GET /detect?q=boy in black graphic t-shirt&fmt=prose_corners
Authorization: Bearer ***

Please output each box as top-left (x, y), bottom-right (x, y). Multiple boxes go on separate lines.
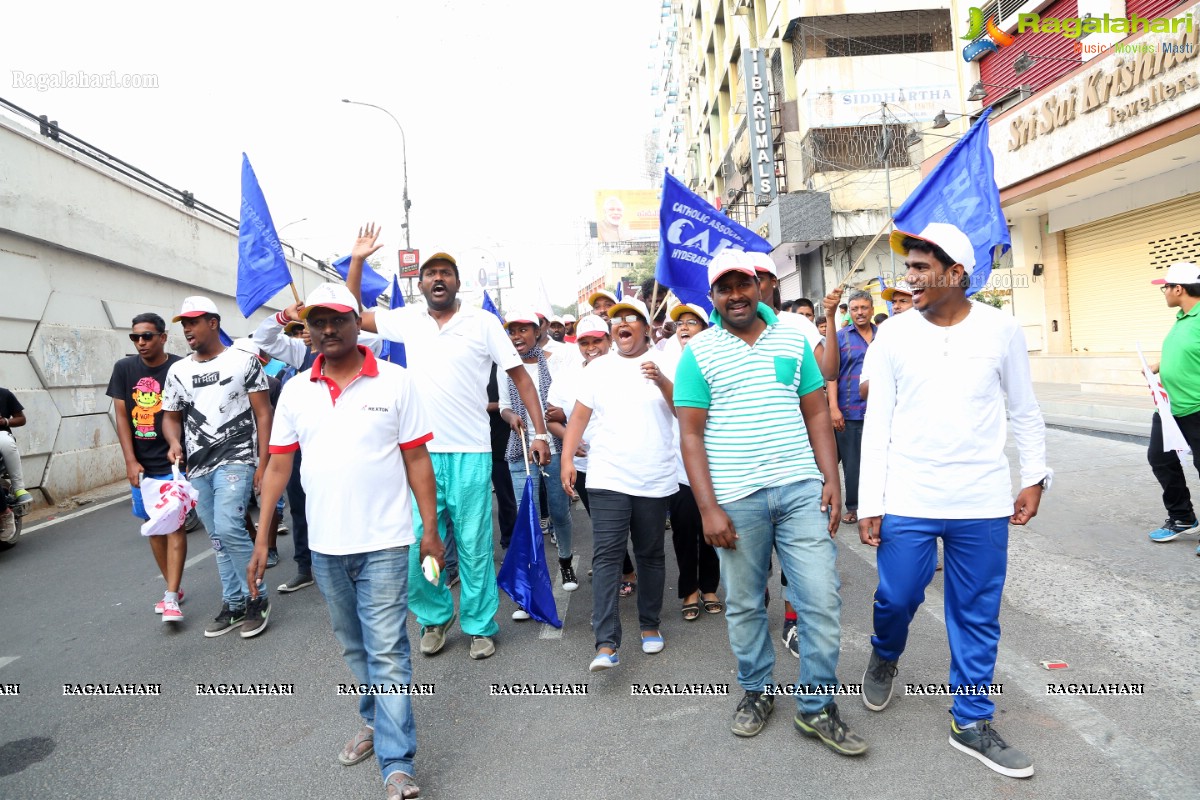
top-left (107, 312), bottom-right (186, 622)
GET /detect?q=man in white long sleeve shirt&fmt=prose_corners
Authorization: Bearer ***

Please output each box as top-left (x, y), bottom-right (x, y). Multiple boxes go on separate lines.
top-left (856, 223), bottom-right (1051, 780)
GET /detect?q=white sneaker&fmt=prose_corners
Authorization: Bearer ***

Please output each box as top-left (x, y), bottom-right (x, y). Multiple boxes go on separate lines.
top-left (512, 607), bottom-right (531, 621)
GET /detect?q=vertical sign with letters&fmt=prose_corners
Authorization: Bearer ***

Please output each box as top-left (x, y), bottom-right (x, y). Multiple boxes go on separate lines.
top-left (743, 48), bottom-right (777, 205)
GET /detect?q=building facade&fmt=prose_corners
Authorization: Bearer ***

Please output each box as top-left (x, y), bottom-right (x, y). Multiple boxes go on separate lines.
top-left (656, 0), bottom-right (970, 304)
top-left (938, 0), bottom-right (1200, 391)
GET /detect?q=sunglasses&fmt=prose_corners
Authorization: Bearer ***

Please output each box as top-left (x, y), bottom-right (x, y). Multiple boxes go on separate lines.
top-left (129, 332), bottom-right (162, 343)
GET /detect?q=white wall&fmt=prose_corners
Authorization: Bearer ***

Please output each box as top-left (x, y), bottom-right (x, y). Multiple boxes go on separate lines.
top-left (0, 114), bottom-right (330, 503)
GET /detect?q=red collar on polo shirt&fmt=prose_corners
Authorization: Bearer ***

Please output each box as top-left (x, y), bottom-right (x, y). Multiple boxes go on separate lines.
top-left (310, 346), bottom-right (379, 403)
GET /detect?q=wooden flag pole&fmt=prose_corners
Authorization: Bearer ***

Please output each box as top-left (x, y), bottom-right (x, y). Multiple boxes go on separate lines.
top-left (838, 218), bottom-right (895, 291)
top-left (288, 281), bottom-right (301, 305)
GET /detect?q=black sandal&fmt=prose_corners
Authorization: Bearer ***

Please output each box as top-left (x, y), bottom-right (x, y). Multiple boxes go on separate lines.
top-left (682, 602), bottom-right (701, 621)
top-left (702, 597), bottom-right (724, 614)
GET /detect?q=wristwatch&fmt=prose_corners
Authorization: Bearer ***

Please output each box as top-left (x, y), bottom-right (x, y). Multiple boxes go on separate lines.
top-left (1037, 474), bottom-right (1052, 492)
top-left (531, 433), bottom-right (552, 443)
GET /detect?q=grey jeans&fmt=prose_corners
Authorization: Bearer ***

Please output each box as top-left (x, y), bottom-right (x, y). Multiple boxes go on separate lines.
top-left (587, 488), bottom-right (669, 651)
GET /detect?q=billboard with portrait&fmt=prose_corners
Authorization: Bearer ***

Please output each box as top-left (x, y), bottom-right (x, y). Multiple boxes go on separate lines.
top-left (594, 190), bottom-right (659, 243)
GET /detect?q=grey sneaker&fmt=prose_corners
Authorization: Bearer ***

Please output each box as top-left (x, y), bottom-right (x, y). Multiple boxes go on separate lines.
top-left (277, 573), bottom-right (314, 593)
top-left (862, 650), bottom-right (898, 711)
top-left (794, 702), bottom-right (868, 756)
top-left (419, 612), bottom-right (456, 656)
top-left (204, 604), bottom-right (245, 638)
top-left (240, 595), bottom-right (271, 638)
top-left (731, 690), bottom-right (775, 737)
top-left (469, 635), bottom-right (496, 660)
top-left (949, 720), bottom-right (1033, 778)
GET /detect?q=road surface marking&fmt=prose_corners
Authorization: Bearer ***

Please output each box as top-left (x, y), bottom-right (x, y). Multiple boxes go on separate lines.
top-left (0, 656), bottom-right (19, 671)
top-left (22, 495), bottom-right (126, 534)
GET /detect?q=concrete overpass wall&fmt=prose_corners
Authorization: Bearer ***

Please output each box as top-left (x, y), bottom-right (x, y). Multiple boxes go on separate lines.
top-left (0, 113), bottom-right (331, 503)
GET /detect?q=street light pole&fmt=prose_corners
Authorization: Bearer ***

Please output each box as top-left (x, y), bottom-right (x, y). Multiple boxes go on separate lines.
top-left (341, 99), bottom-right (411, 250)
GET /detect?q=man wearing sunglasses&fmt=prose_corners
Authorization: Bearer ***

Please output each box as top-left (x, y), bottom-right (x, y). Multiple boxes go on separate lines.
top-left (106, 313), bottom-right (187, 622)
top-left (1148, 262), bottom-right (1200, 547)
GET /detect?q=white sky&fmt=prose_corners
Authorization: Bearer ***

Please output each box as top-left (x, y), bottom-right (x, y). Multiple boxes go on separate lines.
top-left (3, 0), bottom-right (662, 308)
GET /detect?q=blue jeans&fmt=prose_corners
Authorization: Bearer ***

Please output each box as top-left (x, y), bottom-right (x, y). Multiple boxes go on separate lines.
top-left (719, 479), bottom-right (841, 715)
top-left (508, 452), bottom-right (573, 560)
top-left (313, 547), bottom-right (417, 783)
top-left (871, 514), bottom-right (1009, 726)
top-left (192, 463), bottom-right (260, 610)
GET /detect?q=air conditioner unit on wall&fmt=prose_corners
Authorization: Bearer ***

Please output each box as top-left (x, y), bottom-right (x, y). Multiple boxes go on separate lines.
top-left (997, 0), bottom-right (1057, 33)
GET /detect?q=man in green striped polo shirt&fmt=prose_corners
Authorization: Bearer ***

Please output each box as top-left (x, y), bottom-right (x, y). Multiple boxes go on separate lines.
top-left (675, 250), bottom-right (867, 757)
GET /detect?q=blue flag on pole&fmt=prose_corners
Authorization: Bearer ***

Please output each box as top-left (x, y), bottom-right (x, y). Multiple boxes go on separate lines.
top-left (615, 281), bottom-right (623, 301)
top-left (218, 327), bottom-right (234, 347)
top-left (380, 274), bottom-right (407, 367)
top-left (893, 108), bottom-right (1008, 296)
top-left (497, 474), bottom-right (562, 628)
top-left (655, 170), bottom-right (773, 312)
top-left (332, 255), bottom-right (389, 308)
top-left (482, 291), bottom-right (504, 323)
top-left (236, 154), bottom-right (293, 317)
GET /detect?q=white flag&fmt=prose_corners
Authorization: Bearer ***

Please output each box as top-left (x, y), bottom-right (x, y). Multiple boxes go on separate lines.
top-left (1137, 343), bottom-right (1191, 460)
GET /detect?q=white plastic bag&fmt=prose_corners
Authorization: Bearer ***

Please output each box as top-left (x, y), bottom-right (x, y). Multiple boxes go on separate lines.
top-left (139, 464), bottom-right (199, 537)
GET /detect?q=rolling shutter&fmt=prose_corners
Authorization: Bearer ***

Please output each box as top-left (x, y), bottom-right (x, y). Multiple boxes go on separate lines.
top-left (1064, 193), bottom-right (1200, 353)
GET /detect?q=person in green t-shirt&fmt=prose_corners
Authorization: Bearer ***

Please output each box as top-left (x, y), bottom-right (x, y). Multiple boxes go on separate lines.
top-left (1147, 261), bottom-right (1200, 546)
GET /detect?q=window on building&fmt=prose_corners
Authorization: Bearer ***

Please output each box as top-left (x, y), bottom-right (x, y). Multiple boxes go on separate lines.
top-left (789, 10), bottom-right (953, 63)
top-left (800, 124), bottom-right (912, 182)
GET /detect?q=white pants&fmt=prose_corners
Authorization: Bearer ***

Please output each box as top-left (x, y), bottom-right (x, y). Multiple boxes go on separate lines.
top-left (0, 431), bottom-right (25, 492)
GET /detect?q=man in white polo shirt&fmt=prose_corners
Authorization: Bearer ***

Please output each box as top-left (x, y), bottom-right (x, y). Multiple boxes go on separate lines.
top-left (856, 222), bottom-right (1050, 780)
top-left (248, 283), bottom-right (440, 800)
top-left (675, 250), bottom-right (867, 756)
top-left (345, 224), bottom-right (550, 661)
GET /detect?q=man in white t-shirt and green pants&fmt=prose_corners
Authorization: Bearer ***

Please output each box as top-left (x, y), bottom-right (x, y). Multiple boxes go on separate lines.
top-left (346, 225), bottom-right (550, 661)
top-left (857, 223), bottom-right (1051, 779)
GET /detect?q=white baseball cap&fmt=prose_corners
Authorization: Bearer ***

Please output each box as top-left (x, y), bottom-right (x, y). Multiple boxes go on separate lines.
top-left (504, 309), bottom-right (540, 328)
top-left (607, 297), bottom-right (650, 322)
top-left (1151, 262), bottom-right (1200, 285)
top-left (588, 289), bottom-right (619, 307)
top-left (300, 283), bottom-right (359, 319)
top-left (172, 296), bottom-right (219, 322)
top-left (562, 314), bottom-right (577, 324)
top-left (747, 251), bottom-right (777, 278)
top-left (573, 314), bottom-right (610, 339)
top-left (669, 302), bottom-right (709, 325)
top-left (881, 279), bottom-right (914, 300)
top-left (890, 222), bottom-right (976, 275)
top-left (550, 315), bottom-right (564, 325)
top-left (707, 250), bottom-right (757, 287)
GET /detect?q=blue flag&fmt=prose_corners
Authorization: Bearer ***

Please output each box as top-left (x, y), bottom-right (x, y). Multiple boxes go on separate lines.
top-left (655, 170), bottom-right (773, 312)
top-left (615, 281), bottom-right (623, 301)
top-left (236, 154), bottom-right (293, 317)
top-left (497, 474), bottom-right (562, 628)
top-left (332, 255), bottom-right (389, 308)
top-left (482, 291), bottom-right (504, 323)
top-left (380, 274), bottom-right (407, 367)
top-left (218, 327), bottom-right (234, 347)
top-left (893, 108), bottom-right (1008, 296)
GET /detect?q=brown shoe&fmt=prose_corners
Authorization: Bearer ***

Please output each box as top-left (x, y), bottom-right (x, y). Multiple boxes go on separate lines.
top-left (385, 770), bottom-right (420, 798)
top-left (338, 724), bottom-right (375, 766)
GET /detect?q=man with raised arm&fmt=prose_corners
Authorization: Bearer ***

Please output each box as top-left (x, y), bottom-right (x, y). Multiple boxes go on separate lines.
top-left (345, 224), bottom-right (550, 661)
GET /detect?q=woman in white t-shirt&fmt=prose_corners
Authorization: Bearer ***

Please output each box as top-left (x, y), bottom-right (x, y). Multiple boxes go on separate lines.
top-left (546, 316), bottom-right (640, 594)
top-left (561, 298), bottom-right (677, 672)
top-left (666, 303), bottom-right (723, 621)
top-left (499, 310), bottom-right (577, 597)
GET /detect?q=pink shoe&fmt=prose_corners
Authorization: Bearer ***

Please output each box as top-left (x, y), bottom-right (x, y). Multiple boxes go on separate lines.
top-left (154, 589), bottom-right (184, 614)
top-left (161, 600), bottom-right (183, 623)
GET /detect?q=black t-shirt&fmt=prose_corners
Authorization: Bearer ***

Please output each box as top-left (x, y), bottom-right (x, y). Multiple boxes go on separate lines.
top-left (487, 364), bottom-right (509, 456)
top-left (0, 387), bottom-right (23, 419)
top-left (106, 354), bottom-right (182, 476)
top-left (0, 388), bottom-right (23, 446)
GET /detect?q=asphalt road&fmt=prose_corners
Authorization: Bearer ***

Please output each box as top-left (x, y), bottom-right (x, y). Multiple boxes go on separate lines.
top-left (1, 428), bottom-right (1198, 799)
